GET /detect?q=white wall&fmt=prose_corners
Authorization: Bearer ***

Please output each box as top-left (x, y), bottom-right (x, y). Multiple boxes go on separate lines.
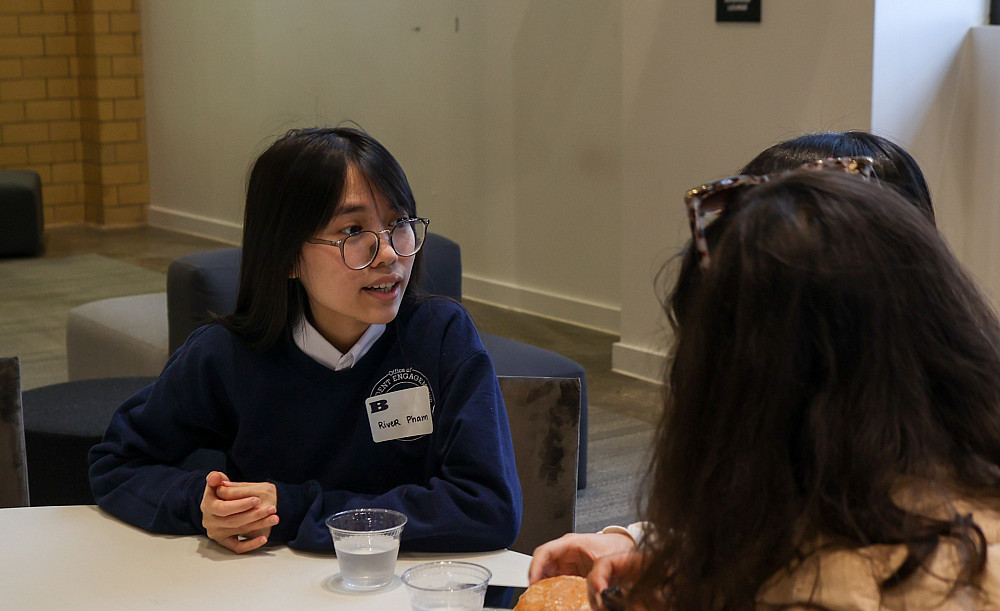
top-left (870, 0), bottom-right (987, 287)
top-left (142, 1), bottom-right (993, 383)
top-left (965, 26), bottom-right (1000, 306)
top-left (613, 0), bottom-right (875, 382)
top-left (141, 0), bottom-right (622, 331)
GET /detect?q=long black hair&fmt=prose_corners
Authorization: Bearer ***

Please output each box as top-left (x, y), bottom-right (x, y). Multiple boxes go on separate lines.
top-left (220, 126), bottom-right (421, 351)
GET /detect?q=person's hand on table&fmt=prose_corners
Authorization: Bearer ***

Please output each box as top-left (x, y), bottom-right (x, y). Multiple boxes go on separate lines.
top-left (586, 549), bottom-right (643, 611)
top-left (528, 532), bottom-right (636, 584)
top-left (200, 471), bottom-right (279, 554)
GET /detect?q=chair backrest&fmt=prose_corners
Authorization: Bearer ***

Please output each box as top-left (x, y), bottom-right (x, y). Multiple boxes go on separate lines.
top-left (0, 356), bottom-right (29, 508)
top-left (167, 247), bottom-right (241, 353)
top-left (416, 231), bottom-right (462, 300)
top-left (165, 233), bottom-right (463, 354)
top-left (499, 375), bottom-right (580, 555)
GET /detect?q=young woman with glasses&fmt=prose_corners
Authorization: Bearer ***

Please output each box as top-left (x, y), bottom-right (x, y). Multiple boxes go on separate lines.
top-left (90, 127), bottom-right (522, 555)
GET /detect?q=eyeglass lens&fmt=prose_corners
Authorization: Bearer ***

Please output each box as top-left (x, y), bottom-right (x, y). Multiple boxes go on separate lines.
top-left (343, 220), bottom-right (426, 269)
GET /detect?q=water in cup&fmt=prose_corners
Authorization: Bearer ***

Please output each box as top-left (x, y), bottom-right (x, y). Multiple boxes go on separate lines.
top-left (402, 561), bottom-right (492, 610)
top-left (409, 587), bottom-right (486, 611)
top-left (326, 508), bottom-right (407, 591)
top-left (333, 534), bottom-right (401, 589)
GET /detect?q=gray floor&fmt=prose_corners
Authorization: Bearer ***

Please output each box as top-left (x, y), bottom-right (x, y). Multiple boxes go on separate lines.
top-left (25, 224), bottom-right (665, 531)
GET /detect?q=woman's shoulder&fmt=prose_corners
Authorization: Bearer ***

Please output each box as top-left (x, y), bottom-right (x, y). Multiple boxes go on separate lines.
top-left (179, 322), bottom-right (242, 351)
top-left (757, 543), bottom-right (900, 609)
top-left (399, 296), bottom-right (475, 330)
top-left (758, 495), bottom-right (1000, 610)
top-left (165, 322), bottom-right (258, 371)
top-left (396, 297), bottom-right (488, 361)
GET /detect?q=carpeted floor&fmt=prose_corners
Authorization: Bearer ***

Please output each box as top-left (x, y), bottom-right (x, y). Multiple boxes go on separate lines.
top-left (0, 251), bottom-right (648, 531)
top-left (573, 407), bottom-right (652, 532)
top-left (0, 254), bottom-right (166, 391)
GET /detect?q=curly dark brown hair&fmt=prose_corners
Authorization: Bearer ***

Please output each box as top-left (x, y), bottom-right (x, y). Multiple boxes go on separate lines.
top-left (630, 170), bottom-right (1000, 609)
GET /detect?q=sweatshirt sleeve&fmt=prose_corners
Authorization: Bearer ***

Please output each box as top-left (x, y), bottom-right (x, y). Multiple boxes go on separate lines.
top-left (271, 347), bottom-right (523, 553)
top-left (88, 328), bottom-right (234, 536)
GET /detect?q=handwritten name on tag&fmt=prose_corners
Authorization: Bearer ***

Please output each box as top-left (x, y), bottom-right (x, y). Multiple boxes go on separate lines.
top-left (366, 385), bottom-right (433, 443)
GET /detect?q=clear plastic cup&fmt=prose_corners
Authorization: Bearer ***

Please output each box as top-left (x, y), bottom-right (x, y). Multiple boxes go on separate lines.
top-left (325, 508), bottom-right (407, 590)
top-left (401, 561), bottom-right (492, 610)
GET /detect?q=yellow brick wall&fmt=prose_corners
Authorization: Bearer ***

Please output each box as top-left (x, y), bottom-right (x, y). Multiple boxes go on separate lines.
top-left (0, 0), bottom-right (148, 227)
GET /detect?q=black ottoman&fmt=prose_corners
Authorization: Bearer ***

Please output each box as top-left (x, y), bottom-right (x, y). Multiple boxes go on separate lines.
top-left (0, 170), bottom-right (44, 257)
top-left (21, 376), bottom-right (156, 506)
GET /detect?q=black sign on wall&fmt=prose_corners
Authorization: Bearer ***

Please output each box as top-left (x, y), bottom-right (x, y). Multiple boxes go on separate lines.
top-left (717, 0), bottom-right (761, 23)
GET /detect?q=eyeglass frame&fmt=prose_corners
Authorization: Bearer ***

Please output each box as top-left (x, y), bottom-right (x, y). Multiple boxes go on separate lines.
top-left (684, 157), bottom-right (876, 270)
top-left (305, 217), bottom-right (430, 270)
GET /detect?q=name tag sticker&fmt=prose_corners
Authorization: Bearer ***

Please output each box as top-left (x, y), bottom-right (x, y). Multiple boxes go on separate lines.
top-left (367, 385), bottom-right (433, 443)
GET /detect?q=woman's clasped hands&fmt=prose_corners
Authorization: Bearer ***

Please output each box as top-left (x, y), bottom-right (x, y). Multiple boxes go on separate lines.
top-left (200, 471), bottom-right (279, 554)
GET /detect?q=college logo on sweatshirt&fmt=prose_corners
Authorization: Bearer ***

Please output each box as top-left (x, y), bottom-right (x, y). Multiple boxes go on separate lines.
top-left (366, 368), bottom-right (435, 442)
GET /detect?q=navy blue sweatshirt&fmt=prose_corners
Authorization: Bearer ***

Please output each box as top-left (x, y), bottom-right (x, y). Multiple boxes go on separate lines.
top-left (89, 298), bottom-right (522, 552)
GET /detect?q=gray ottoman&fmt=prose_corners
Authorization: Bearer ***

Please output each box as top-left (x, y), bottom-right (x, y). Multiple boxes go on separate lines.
top-left (0, 170), bottom-right (44, 257)
top-left (66, 292), bottom-right (169, 381)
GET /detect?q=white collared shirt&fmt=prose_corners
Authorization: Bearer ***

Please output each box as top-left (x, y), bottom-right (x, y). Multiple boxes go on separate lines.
top-left (292, 316), bottom-right (386, 371)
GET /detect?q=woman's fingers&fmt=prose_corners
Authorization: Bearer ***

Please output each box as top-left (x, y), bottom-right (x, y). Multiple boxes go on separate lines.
top-left (208, 495), bottom-right (262, 517)
top-left (528, 532), bottom-right (637, 584)
top-left (201, 472), bottom-right (280, 554)
top-left (586, 551), bottom-right (641, 611)
top-left (218, 534), bottom-right (269, 554)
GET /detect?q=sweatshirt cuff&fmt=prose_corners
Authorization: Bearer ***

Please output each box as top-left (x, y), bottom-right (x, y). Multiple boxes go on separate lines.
top-left (269, 480), bottom-right (313, 543)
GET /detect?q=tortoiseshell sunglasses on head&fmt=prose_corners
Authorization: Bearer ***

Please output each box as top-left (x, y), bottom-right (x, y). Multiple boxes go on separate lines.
top-left (683, 156), bottom-right (876, 269)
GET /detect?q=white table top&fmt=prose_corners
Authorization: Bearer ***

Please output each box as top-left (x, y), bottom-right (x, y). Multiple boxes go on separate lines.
top-left (0, 505), bottom-right (530, 609)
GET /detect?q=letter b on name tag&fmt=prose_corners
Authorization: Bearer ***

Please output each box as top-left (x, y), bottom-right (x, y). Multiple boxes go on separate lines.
top-left (367, 385), bottom-right (433, 442)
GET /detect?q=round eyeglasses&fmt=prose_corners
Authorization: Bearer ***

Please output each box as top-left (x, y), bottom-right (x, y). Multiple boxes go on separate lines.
top-left (306, 217), bottom-right (430, 270)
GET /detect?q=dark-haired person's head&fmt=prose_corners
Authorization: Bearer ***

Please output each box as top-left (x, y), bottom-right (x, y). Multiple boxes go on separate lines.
top-left (740, 130), bottom-right (934, 224)
top-left (632, 169), bottom-right (1000, 609)
top-left (227, 126), bottom-right (421, 351)
top-left (670, 131), bottom-right (934, 334)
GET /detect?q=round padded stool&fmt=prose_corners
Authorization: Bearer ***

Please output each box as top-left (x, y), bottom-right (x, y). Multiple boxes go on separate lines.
top-left (66, 293), bottom-right (169, 381)
top-left (21, 376), bottom-right (156, 506)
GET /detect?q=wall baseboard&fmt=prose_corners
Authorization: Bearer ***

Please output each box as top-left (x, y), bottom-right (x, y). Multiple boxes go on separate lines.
top-left (611, 341), bottom-right (666, 384)
top-left (462, 273), bottom-right (620, 334)
top-left (147, 207), bottom-right (242, 245)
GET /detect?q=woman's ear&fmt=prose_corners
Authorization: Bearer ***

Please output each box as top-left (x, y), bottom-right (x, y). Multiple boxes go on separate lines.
top-left (288, 262), bottom-right (298, 279)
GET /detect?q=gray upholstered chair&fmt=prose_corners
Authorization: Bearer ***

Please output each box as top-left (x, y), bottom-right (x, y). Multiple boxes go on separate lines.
top-left (501, 376), bottom-right (580, 555)
top-left (0, 356), bottom-right (29, 508)
top-left (167, 233), bottom-right (590, 487)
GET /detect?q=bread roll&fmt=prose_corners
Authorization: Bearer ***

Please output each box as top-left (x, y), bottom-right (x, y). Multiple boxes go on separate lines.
top-left (514, 575), bottom-right (589, 611)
